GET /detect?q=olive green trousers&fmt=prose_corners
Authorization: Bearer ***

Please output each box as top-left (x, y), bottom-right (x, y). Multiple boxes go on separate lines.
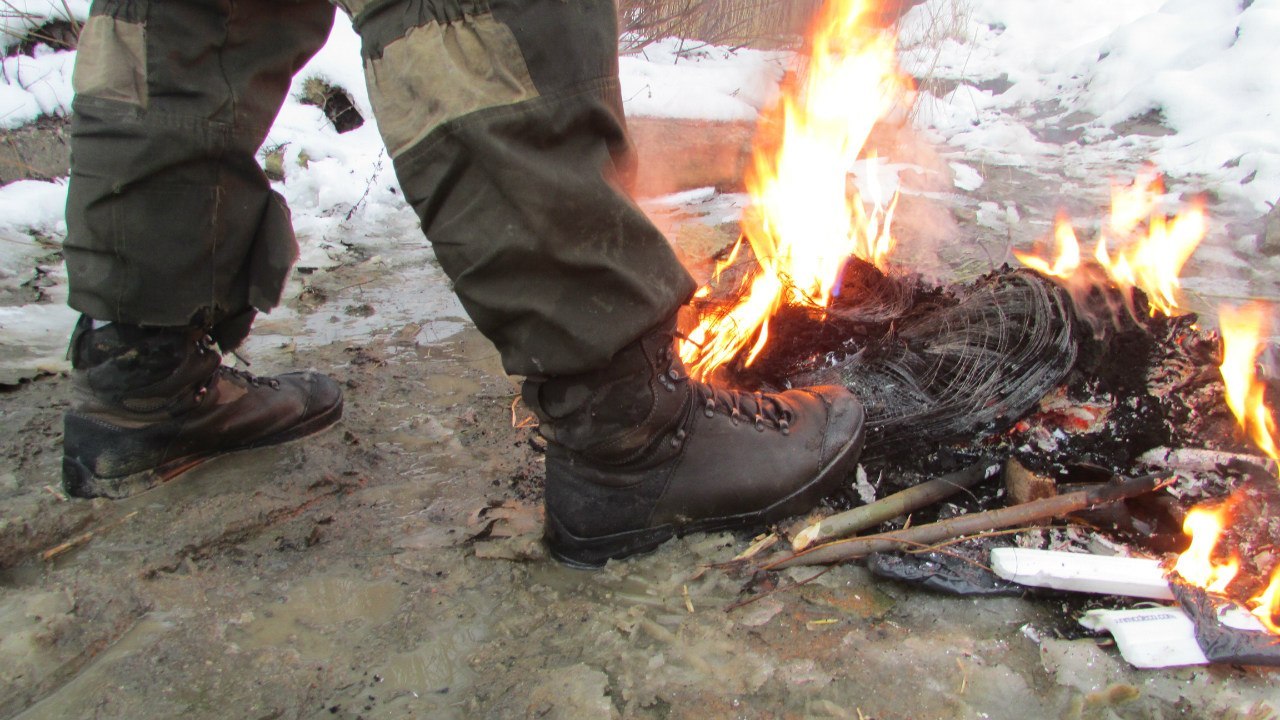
top-left (64, 0), bottom-right (696, 376)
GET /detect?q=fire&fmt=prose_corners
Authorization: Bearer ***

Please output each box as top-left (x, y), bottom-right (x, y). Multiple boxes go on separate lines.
top-left (1172, 302), bottom-right (1280, 633)
top-left (679, 0), bottom-right (909, 379)
top-left (1173, 504), bottom-right (1280, 634)
top-left (1172, 506), bottom-right (1239, 594)
top-left (1218, 303), bottom-right (1280, 460)
top-left (1254, 567), bottom-right (1280, 634)
top-left (1014, 212), bottom-right (1080, 279)
top-left (1014, 172), bottom-right (1206, 317)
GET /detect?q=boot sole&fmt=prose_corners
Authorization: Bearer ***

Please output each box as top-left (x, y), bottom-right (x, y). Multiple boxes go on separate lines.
top-left (62, 399), bottom-right (344, 500)
top-left (545, 420), bottom-right (867, 569)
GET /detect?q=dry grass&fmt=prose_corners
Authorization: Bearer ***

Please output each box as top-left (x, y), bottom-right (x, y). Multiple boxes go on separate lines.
top-left (618, 0), bottom-right (823, 53)
top-left (0, 0), bottom-right (82, 56)
top-left (895, 0), bottom-right (976, 121)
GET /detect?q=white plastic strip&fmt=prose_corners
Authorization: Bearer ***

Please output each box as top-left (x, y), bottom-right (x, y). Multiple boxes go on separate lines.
top-left (989, 548), bottom-right (1175, 600)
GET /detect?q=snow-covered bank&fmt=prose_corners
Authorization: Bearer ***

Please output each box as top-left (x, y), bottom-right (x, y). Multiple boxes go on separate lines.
top-left (901, 0), bottom-right (1280, 212)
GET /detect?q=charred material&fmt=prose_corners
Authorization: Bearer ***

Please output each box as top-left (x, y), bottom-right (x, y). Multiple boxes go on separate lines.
top-left (717, 259), bottom-right (1080, 457)
top-left (1170, 581), bottom-right (1280, 666)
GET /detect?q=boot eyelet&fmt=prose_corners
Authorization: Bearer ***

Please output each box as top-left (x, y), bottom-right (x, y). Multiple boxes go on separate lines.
top-left (754, 416), bottom-right (766, 432)
top-left (670, 428), bottom-right (687, 448)
top-left (778, 419), bottom-right (790, 435)
top-left (704, 399), bottom-right (715, 418)
top-left (729, 410), bottom-right (742, 425)
top-left (194, 386), bottom-right (208, 403)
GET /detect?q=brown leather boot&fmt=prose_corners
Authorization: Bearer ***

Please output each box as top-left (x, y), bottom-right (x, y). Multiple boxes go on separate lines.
top-left (523, 319), bottom-right (865, 567)
top-left (61, 317), bottom-right (343, 499)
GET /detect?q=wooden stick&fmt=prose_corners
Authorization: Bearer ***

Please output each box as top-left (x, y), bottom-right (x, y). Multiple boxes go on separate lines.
top-left (766, 474), bottom-right (1166, 570)
top-left (40, 511), bottom-right (139, 562)
top-left (792, 457), bottom-right (1000, 551)
top-left (1137, 446), bottom-right (1278, 476)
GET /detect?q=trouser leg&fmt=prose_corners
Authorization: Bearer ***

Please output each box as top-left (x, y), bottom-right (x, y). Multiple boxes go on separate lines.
top-left (64, 0), bottom-right (335, 349)
top-left (346, 0), bottom-right (698, 377)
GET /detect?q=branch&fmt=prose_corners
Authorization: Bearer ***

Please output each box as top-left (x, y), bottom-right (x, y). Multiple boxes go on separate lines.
top-left (766, 474), bottom-right (1168, 569)
top-left (792, 457), bottom-right (1000, 550)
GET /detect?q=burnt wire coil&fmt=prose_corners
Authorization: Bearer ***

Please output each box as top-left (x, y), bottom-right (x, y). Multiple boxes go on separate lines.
top-left (723, 265), bottom-right (1079, 457)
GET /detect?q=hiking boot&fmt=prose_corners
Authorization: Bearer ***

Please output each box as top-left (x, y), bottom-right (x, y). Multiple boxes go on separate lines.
top-left (523, 319), bottom-right (865, 567)
top-left (62, 317), bottom-right (344, 499)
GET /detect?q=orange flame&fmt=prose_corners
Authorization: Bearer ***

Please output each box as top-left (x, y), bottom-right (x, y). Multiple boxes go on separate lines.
top-left (1014, 212), bottom-right (1080, 278)
top-left (1172, 506), bottom-right (1239, 594)
top-left (1218, 303), bottom-right (1280, 460)
top-left (1252, 567), bottom-right (1280, 634)
top-left (1173, 302), bottom-right (1280, 634)
top-left (1174, 503), bottom-right (1280, 634)
top-left (1014, 172), bottom-right (1206, 317)
top-left (679, 0), bottom-right (908, 379)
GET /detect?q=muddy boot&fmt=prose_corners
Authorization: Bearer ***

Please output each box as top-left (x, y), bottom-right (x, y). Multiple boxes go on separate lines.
top-left (523, 319), bottom-right (866, 567)
top-left (62, 317), bottom-right (344, 499)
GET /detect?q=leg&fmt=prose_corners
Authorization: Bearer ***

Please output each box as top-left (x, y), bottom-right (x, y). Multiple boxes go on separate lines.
top-left (65, 0), bottom-right (337, 340)
top-left (347, 0), bottom-right (867, 565)
top-left (344, 0), bottom-right (696, 376)
top-left (61, 0), bottom-right (344, 498)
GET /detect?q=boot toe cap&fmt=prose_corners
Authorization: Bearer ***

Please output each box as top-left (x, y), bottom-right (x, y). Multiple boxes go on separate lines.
top-left (278, 370), bottom-right (344, 418)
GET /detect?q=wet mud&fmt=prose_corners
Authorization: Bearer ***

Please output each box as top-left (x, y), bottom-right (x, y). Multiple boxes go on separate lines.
top-left (3, 133), bottom-right (1280, 718)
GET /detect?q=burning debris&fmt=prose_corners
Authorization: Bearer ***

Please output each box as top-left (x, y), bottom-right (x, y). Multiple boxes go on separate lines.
top-left (676, 0), bottom-right (1280, 666)
top-left (699, 188), bottom-right (1280, 664)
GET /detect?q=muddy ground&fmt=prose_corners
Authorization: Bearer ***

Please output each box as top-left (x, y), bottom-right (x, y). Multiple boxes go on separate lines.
top-left (4, 120), bottom-right (1280, 719)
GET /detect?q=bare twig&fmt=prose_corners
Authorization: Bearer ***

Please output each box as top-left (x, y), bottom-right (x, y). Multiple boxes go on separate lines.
top-left (41, 511), bottom-right (140, 562)
top-left (618, 0), bottom-right (819, 53)
top-left (510, 396), bottom-right (537, 429)
top-left (792, 456), bottom-right (999, 550)
top-left (766, 474), bottom-right (1168, 569)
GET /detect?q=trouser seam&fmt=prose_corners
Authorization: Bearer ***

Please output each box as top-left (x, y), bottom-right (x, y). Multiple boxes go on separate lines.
top-left (72, 97), bottom-right (280, 145)
top-left (396, 75), bottom-right (621, 168)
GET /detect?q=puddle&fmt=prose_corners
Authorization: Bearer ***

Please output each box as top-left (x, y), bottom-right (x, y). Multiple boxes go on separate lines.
top-left (247, 248), bottom-right (468, 353)
top-left (376, 622), bottom-right (486, 696)
top-left (14, 616), bottom-right (171, 720)
top-left (229, 574), bottom-right (403, 660)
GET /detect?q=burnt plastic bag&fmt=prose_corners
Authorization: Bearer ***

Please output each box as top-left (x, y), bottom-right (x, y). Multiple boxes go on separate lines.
top-left (867, 550), bottom-right (1022, 596)
top-left (1170, 580), bottom-right (1280, 666)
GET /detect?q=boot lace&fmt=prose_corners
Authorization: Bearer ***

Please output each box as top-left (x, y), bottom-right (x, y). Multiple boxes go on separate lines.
top-left (193, 353), bottom-right (281, 403)
top-left (656, 340), bottom-right (793, 435)
top-left (219, 366), bottom-right (281, 389)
